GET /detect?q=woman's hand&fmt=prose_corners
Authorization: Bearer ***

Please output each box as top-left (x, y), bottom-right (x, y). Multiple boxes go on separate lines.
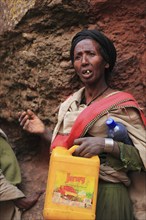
top-left (18, 109), bottom-right (52, 145)
top-left (13, 190), bottom-right (44, 211)
top-left (18, 109), bottom-right (45, 135)
top-left (73, 137), bottom-right (105, 158)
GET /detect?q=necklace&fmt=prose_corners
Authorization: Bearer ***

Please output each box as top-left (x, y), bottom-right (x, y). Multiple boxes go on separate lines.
top-left (86, 86), bottom-right (109, 106)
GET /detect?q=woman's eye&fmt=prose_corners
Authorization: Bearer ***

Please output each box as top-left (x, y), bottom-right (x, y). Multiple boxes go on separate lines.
top-left (89, 52), bottom-right (95, 56)
top-left (74, 55), bottom-right (81, 60)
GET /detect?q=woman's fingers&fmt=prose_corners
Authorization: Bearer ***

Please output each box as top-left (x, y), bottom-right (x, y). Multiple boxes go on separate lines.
top-left (18, 109), bottom-right (46, 135)
top-left (23, 119), bottom-right (30, 130)
top-left (83, 152), bottom-right (92, 158)
top-left (73, 141), bottom-right (87, 156)
top-left (78, 147), bottom-right (91, 157)
top-left (18, 110), bottom-right (35, 122)
top-left (18, 110), bottom-right (36, 131)
top-left (19, 114), bottom-right (29, 126)
top-left (73, 137), bottom-right (104, 157)
top-left (26, 109), bottom-right (35, 118)
top-left (18, 111), bottom-right (27, 122)
top-left (74, 137), bottom-right (86, 145)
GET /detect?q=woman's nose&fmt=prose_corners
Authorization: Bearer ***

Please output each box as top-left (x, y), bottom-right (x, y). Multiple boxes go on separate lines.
top-left (81, 54), bottom-right (88, 65)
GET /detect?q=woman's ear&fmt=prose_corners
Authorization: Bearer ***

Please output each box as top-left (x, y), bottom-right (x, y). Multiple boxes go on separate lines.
top-left (105, 63), bottom-right (109, 68)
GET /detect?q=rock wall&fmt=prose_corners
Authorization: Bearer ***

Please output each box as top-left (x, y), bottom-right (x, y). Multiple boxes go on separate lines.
top-left (0, 0), bottom-right (36, 34)
top-left (0, 0), bottom-right (145, 219)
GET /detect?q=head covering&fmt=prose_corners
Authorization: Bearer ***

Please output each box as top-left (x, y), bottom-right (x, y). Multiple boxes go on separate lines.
top-left (70, 29), bottom-right (117, 72)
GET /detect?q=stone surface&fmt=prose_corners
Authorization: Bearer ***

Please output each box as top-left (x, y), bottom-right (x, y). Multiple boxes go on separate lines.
top-left (0, 0), bottom-right (145, 219)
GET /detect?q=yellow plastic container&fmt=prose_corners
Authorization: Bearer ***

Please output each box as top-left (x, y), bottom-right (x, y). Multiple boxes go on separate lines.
top-left (43, 146), bottom-right (100, 220)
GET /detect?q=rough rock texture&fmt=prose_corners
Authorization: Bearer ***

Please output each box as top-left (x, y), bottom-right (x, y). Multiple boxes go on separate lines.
top-left (0, 0), bottom-right (146, 219)
top-left (0, 0), bottom-right (36, 34)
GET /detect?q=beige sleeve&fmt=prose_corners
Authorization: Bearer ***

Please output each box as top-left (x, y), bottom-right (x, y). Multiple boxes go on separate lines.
top-left (0, 169), bottom-right (25, 201)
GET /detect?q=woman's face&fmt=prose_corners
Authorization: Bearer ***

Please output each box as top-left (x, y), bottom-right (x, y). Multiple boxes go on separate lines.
top-left (73, 39), bottom-right (107, 86)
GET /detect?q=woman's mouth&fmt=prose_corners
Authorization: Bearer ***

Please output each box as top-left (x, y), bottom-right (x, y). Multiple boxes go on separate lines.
top-left (82, 69), bottom-right (93, 78)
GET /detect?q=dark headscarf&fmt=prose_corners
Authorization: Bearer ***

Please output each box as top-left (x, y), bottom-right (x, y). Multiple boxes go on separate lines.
top-left (70, 29), bottom-right (117, 72)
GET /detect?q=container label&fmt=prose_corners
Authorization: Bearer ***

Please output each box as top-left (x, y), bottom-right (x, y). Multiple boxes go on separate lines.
top-left (52, 171), bottom-right (95, 208)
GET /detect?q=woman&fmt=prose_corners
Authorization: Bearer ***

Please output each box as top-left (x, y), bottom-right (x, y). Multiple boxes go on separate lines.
top-left (0, 129), bottom-right (44, 220)
top-left (19, 29), bottom-right (146, 220)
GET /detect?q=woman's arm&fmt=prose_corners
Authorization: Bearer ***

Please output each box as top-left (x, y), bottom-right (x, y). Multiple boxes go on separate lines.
top-left (117, 142), bottom-right (145, 171)
top-left (73, 137), bottom-right (145, 171)
top-left (18, 109), bottom-right (52, 145)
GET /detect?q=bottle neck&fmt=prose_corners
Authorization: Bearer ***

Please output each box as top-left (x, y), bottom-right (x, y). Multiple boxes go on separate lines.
top-left (106, 118), bottom-right (117, 129)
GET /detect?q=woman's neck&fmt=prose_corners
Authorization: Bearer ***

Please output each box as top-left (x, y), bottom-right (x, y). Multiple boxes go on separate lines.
top-left (84, 84), bottom-right (113, 105)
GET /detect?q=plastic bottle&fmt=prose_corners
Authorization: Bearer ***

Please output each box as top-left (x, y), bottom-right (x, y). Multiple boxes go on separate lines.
top-left (106, 118), bottom-right (133, 145)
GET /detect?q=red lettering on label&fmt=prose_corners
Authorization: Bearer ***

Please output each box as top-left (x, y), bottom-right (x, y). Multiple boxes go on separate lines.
top-left (65, 173), bottom-right (85, 184)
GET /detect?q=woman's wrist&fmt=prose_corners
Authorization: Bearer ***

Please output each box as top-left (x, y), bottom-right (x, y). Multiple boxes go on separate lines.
top-left (104, 138), bottom-right (115, 153)
top-left (40, 127), bottom-right (52, 142)
top-left (104, 138), bottom-right (120, 158)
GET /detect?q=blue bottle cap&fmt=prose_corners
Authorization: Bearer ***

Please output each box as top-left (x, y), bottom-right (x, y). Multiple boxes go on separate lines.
top-left (106, 118), bottom-right (117, 129)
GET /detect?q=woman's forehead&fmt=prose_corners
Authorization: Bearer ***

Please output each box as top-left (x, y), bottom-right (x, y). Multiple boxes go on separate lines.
top-left (74, 39), bottom-right (100, 52)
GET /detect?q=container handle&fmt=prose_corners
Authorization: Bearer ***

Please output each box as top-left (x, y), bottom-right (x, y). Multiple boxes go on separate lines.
top-left (68, 145), bottom-right (100, 161)
top-left (68, 145), bottom-right (79, 155)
